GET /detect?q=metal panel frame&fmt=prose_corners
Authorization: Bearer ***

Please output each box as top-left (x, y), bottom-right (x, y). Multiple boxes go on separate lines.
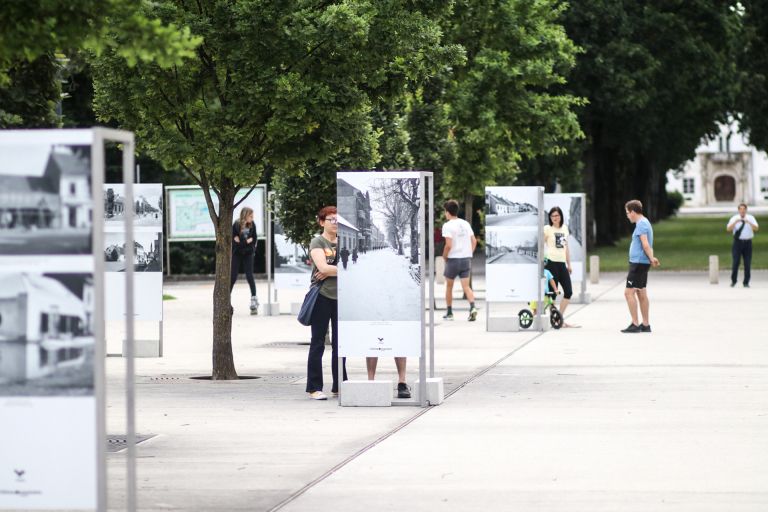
top-left (93, 127), bottom-right (137, 512)
top-left (335, 171), bottom-right (435, 407)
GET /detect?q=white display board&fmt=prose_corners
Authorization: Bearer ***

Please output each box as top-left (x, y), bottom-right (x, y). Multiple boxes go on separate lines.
top-left (166, 185), bottom-right (266, 241)
top-left (485, 186), bottom-right (544, 302)
top-left (0, 131), bottom-right (100, 509)
top-left (103, 183), bottom-right (163, 322)
top-left (543, 193), bottom-right (586, 282)
top-left (337, 172), bottom-right (422, 357)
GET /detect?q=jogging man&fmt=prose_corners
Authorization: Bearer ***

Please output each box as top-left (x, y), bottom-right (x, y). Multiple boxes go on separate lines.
top-left (622, 199), bottom-right (660, 333)
top-left (442, 199), bottom-right (478, 321)
top-left (727, 203), bottom-right (759, 288)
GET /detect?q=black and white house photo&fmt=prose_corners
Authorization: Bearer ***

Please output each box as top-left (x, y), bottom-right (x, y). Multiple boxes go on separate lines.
top-left (544, 194), bottom-right (584, 263)
top-left (0, 145), bottom-right (92, 255)
top-left (0, 272), bottom-right (95, 396)
top-left (337, 172), bottom-right (422, 321)
top-left (486, 227), bottom-right (539, 264)
top-left (104, 183), bottom-right (163, 228)
top-left (104, 231), bottom-right (163, 272)
top-left (274, 219), bottom-right (311, 275)
top-left (485, 186), bottom-right (539, 227)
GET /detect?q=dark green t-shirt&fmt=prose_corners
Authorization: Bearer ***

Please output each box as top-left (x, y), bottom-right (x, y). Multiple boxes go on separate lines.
top-left (309, 235), bottom-right (337, 300)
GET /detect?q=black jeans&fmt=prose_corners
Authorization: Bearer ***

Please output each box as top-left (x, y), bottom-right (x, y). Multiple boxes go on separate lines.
top-left (306, 293), bottom-right (347, 393)
top-left (230, 250), bottom-right (256, 296)
top-left (731, 239), bottom-right (753, 285)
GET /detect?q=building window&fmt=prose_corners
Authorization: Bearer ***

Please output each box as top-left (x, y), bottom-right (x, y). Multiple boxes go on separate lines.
top-left (683, 178), bottom-right (695, 194)
top-left (40, 313), bottom-right (48, 333)
top-left (70, 183), bottom-right (76, 195)
top-left (761, 176), bottom-right (768, 193)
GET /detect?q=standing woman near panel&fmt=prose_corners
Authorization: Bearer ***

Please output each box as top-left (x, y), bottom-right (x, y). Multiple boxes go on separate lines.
top-left (543, 206), bottom-right (577, 327)
top-left (306, 206), bottom-right (347, 400)
top-left (230, 206), bottom-right (259, 314)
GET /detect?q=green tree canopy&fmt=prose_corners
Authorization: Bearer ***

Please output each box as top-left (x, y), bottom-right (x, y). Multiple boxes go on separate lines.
top-left (93, 0), bottom-right (460, 379)
top-left (738, 0), bottom-right (768, 151)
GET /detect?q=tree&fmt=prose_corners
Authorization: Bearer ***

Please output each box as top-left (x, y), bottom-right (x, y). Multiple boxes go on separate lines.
top-left (0, 55), bottom-right (60, 128)
top-left (548, 0), bottom-right (740, 245)
top-left (440, 0), bottom-right (584, 221)
top-left (93, 0), bottom-right (458, 379)
top-left (738, 0), bottom-right (768, 151)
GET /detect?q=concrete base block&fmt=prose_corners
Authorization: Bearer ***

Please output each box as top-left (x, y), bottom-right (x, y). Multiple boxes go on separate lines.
top-left (123, 339), bottom-right (161, 358)
top-left (290, 302), bottom-right (302, 315)
top-left (340, 380), bottom-right (392, 407)
top-left (487, 317), bottom-right (520, 332)
top-left (263, 303), bottom-right (280, 316)
top-left (413, 378), bottom-right (444, 405)
top-left (533, 315), bottom-right (551, 331)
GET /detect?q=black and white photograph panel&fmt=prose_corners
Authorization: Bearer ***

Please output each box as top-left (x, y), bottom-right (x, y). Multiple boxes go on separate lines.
top-left (485, 186), bottom-right (539, 227)
top-left (104, 183), bottom-right (163, 229)
top-left (544, 194), bottom-right (584, 263)
top-left (0, 272), bottom-right (95, 396)
top-left (0, 144), bottom-right (92, 255)
top-left (337, 172), bottom-right (422, 321)
top-left (274, 219), bottom-right (311, 275)
top-left (104, 231), bottom-right (163, 272)
top-left (486, 227), bottom-right (539, 264)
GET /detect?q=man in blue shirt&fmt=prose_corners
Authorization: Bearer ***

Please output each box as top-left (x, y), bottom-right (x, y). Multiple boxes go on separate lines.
top-left (622, 199), bottom-right (660, 333)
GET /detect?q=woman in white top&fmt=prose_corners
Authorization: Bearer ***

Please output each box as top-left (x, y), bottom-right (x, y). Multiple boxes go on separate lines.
top-left (543, 206), bottom-right (576, 327)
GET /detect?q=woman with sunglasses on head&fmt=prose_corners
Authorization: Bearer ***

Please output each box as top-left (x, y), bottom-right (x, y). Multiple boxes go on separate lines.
top-left (543, 206), bottom-right (578, 328)
top-left (305, 206), bottom-right (347, 400)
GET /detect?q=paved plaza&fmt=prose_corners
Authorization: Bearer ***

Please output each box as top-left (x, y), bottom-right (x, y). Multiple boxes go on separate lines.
top-left (106, 270), bottom-right (768, 511)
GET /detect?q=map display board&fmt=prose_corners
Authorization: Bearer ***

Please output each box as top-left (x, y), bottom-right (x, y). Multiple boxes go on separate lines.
top-left (166, 185), bottom-right (266, 241)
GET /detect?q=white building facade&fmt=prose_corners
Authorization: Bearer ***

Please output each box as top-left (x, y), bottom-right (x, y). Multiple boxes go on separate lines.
top-left (667, 121), bottom-right (768, 207)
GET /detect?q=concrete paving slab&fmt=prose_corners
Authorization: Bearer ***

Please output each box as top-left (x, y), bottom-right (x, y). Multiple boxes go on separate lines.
top-left (105, 271), bottom-right (768, 511)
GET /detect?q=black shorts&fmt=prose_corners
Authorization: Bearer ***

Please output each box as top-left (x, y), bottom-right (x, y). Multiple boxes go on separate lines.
top-left (444, 257), bottom-right (471, 280)
top-left (626, 263), bottom-right (651, 289)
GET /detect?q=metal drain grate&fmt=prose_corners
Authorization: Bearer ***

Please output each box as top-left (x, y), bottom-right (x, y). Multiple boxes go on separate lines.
top-left (146, 376), bottom-right (181, 381)
top-left (262, 341), bottom-right (310, 348)
top-left (107, 434), bottom-right (156, 453)
top-left (260, 374), bottom-right (304, 383)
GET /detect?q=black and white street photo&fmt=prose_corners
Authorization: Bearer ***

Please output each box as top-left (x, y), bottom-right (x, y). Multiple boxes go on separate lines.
top-left (337, 172), bottom-right (422, 321)
top-left (104, 231), bottom-right (163, 272)
top-left (486, 227), bottom-right (538, 264)
top-left (485, 187), bottom-right (539, 227)
top-left (0, 145), bottom-right (92, 255)
top-left (0, 272), bottom-right (94, 396)
top-left (274, 219), bottom-right (310, 275)
top-left (104, 183), bottom-right (163, 228)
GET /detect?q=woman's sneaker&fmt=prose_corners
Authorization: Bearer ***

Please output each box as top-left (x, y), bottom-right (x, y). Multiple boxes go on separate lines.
top-left (250, 296), bottom-right (259, 315)
top-left (308, 391), bottom-right (327, 400)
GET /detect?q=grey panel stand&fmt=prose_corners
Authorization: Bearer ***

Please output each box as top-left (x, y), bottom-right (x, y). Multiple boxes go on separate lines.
top-left (262, 303), bottom-right (280, 316)
top-left (340, 381), bottom-right (392, 406)
top-left (413, 377), bottom-right (444, 405)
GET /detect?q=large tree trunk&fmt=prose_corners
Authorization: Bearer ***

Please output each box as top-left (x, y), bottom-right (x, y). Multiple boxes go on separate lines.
top-left (211, 179), bottom-right (238, 380)
top-left (463, 191), bottom-right (473, 224)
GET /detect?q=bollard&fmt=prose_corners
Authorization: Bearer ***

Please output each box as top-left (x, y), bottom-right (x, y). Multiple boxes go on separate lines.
top-left (435, 256), bottom-right (445, 284)
top-left (589, 255), bottom-right (600, 284)
top-left (709, 255), bottom-right (719, 284)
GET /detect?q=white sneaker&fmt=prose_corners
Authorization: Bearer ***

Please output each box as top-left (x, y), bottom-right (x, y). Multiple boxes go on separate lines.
top-left (308, 391), bottom-right (327, 400)
top-left (250, 296), bottom-right (259, 315)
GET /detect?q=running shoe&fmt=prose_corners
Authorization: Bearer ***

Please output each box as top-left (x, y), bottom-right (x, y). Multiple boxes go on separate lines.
top-left (468, 306), bottom-right (479, 322)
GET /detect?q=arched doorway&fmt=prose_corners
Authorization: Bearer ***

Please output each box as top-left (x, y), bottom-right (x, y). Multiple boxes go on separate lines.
top-left (714, 175), bottom-right (736, 202)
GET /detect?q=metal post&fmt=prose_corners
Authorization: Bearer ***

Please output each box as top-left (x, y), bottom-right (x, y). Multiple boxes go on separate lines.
top-left (538, 187), bottom-right (544, 331)
top-left (419, 173), bottom-right (427, 406)
top-left (135, 164), bottom-right (140, 184)
top-left (428, 173), bottom-right (435, 379)
top-left (122, 136), bottom-right (137, 512)
top-left (266, 190), bottom-right (272, 315)
top-left (164, 188), bottom-right (171, 278)
top-left (91, 131), bottom-right (108, 512)
top-left (581, 193), bottom-right (588, 299)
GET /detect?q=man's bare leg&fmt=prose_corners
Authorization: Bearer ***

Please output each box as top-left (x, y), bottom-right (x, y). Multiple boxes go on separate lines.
top-left (459, 277), bottom-right (475, 303)
top-left (366, 357), bottom-right (378, 380)
top-left (445, 278), bottom-right (455, 308)
top-left (624, 288), bottom-right (639, 325)
top-left (637, 288), bottom-right (650, 326)
top-left (394, 357), bottom-right (406, 384)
